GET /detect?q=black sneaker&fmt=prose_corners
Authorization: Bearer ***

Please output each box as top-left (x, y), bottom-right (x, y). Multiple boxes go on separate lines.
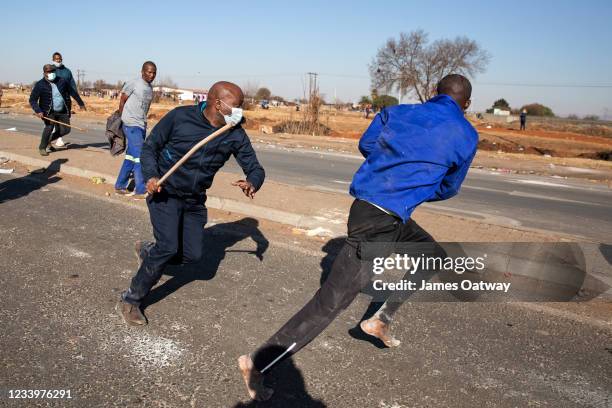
top-left (46, 145), bottom-right (57, 152)
top-left (39, 149), bottom-right (49, 156)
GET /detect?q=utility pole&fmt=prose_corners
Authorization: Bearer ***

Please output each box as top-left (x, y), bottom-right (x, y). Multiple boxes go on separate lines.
top-left (306, 72), bottom-right (319, 125)
top-left (76, 69), bottom-right (86, 89)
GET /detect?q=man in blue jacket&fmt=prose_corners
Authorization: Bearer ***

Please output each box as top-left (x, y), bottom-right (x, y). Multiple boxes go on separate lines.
top-left (238, 74), bottom-right (478, 401)
top-left (51, 51), bottom-right (86, 147)
top-left (116, 81), bottom-right (265, 326)
top-left (29, 64), bottom-right (85, 156)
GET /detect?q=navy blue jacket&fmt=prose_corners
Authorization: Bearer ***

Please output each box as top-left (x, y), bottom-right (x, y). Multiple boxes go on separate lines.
top-left (29, 77), bottom-right (84, 115)
top-left (350, 94), bottom-right (478, 222)
top-left (141, 102), bottom-right (265, 198)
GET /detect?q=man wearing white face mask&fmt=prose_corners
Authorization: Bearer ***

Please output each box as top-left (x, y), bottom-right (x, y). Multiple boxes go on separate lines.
top-left (116, 81), bottom-right (265, 326)
top-left (29, 64), bottom-right (85, 156)
top-left (51, 51), bottom-right (86, 147)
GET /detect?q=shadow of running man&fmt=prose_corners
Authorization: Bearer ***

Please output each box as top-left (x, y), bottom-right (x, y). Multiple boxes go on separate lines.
top-left (235, 345), bottom-right (326, 408)
top-left (0, 158), bottom-right (68, 204)
top-left (141, 217), bottom-right (269, 311)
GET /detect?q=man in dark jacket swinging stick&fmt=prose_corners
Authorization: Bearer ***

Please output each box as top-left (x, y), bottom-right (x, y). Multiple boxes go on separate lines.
top-left (116, 81), bottom-right (265, 326)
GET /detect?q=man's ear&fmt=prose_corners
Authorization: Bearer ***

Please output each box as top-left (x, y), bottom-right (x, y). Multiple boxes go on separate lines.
top-left (464, 99), bottom-right (471, 111)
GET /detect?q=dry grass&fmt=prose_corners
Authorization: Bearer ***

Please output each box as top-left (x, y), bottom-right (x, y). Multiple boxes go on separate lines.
top-left (4, 88), bottom-right (611, 161)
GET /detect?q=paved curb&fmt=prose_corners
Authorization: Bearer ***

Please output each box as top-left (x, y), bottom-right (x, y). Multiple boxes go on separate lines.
top-left (0, 150), bottom-right (345, 236)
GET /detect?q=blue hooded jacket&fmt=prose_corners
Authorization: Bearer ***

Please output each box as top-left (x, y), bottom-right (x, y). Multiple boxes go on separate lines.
top-left (349, 94), bottom-right (478, 223)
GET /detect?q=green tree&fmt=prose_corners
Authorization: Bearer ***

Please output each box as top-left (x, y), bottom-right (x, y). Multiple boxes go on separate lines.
top-left (359, 96), bottom-right (372, 105)
top-left (492, 98), bottom-right (510, 110)
top-left (520, 103), bottom-right (555, 117)
top-left (583, 114), bottom-right (599, 121)
top-left (255, 87), bottom-right (271, 100)
top-left (373, 94), bottom-right (399, 110)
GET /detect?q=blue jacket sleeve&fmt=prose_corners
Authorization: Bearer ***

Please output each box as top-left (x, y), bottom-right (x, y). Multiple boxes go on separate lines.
top-left (65, 68), bottom-right (78, 94)
top-left (67, 79), bottom-right (85, 107)
top-left (29, 82), bottom-right (42, 113)
top-left (428, 152), bottom-right (475, 202)
top-left (358, 109), bottom-right (387, 158)
top-left (141, 109), bottom-right (176, 181)
top-left (233, 128), bottom-right (265, 191)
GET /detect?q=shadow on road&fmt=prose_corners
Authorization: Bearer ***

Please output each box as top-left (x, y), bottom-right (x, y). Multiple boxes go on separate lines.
top-left (65, 142), bottom-right (110, 150)
top-left (600, 244), bottom-right (612, 266)
top-left (141, 217), bottom-right (269, 310)
top-left (235, 346), bottom-right (326, 408)
top-left (0, 158), bottom-right (67, 204)
top-left (319, 237), bottom-right (345, 286)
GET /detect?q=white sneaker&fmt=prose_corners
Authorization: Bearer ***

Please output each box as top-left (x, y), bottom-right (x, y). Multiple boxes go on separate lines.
top-left (54, 137), bottom-right (66, 147)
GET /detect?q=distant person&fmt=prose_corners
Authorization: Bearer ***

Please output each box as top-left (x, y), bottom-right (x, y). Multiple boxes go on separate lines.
top-left (51, 52), bottom-right (86, 147)
top-left (520, 109), bottom-right (527, 131)
top-left (238, 74), bottom-right (478, 401)
top-left (29, 64), bottom-right (85, 156)
top-left (114, 61), bottom-right (157, 198)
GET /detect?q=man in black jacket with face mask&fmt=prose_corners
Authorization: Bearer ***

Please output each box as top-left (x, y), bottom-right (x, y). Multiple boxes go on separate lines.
top-left (116, 81), bottom-right (265, 326)
top-left (29, 64), bottom-right (85, 156)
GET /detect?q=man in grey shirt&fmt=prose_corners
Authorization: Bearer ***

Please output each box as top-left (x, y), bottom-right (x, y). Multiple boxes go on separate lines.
top-left (115, 61), bottom-right (156, 197)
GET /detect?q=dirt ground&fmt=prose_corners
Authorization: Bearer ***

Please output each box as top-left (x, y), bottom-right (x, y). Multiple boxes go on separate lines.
top-left (3, 88), bottom-right (611, 162)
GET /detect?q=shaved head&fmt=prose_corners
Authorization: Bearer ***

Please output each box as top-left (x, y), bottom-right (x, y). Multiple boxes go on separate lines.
top-left (208, 81), bottom-right (244, 107)
top-left (203, 81), bottom-right (245, 127)
top-left (436, 74), bottom-right (472, 110)
top-left (142, 61), bottom-right (157, 71)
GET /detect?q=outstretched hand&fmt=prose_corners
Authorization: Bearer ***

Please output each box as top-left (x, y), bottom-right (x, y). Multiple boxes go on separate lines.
top-left (232, 179), bottom-right (256, 199)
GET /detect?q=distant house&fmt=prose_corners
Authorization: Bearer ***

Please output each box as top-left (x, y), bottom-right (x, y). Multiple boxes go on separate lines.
top-left (153, 86), bottom-right (208, 103)
top-left (493, 108), bottom-right (511, 116)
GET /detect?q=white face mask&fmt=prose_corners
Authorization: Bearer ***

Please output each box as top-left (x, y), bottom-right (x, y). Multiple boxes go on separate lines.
top-left (220, 100), bottom-right (243, 126)
top-left (53, 61), bottom-right (62, 67)
top-left (46, 72), bottom-right (56, 81)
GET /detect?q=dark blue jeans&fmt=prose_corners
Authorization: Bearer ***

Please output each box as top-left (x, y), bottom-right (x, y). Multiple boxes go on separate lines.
top-left (123, 191), bottom-right (207, 305)
top-left (115, 125), bottom-right (146, 194)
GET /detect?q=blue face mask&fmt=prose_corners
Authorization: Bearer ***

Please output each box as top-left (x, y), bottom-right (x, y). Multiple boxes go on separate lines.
top-left (220, 100), bottom-right (243, 126)
top-left (46, 72), bottom-right (56, 81)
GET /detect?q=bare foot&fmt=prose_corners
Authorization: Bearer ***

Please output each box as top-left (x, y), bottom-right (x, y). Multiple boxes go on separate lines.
top-left (238, 354), bottom-right (274, 401)
top-left (360, 318), bottom-right (401, 347)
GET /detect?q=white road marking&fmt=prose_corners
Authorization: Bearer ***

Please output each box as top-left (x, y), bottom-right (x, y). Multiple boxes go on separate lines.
top-left (513, 179), bottom-right (571, 188)
top-left (508, 191), bottom-right (604, 206)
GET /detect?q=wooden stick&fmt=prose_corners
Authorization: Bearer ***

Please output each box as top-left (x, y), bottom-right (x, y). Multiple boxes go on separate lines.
top-left (156, 122), bottom-right (233, 187)
top-left (40, 115), bottom-right (86, 131)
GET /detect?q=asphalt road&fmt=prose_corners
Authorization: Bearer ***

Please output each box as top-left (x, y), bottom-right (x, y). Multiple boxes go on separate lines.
top-left (2, 114), bottom-right (612, 241)
top-left (0, 173), bottom-right (611, 407)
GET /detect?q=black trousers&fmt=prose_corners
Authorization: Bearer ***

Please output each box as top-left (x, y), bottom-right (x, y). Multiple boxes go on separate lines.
top-left (123, 191), bottom-right (207, 305)
top-left (39, 111), bottom-right (70, 150)
top-left (252, 199), bottom-right (436, 373)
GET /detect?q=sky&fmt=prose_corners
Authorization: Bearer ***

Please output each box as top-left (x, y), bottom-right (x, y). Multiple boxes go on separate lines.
top-left (2, 0), bottom-right (612, 117)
